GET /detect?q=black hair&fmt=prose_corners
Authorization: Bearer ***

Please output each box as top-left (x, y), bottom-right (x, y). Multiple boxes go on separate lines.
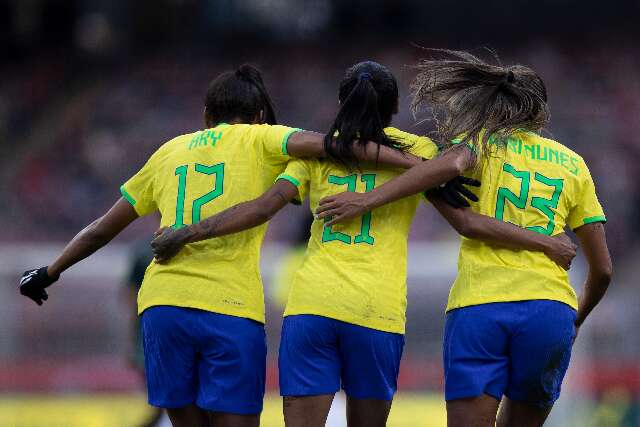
top-left (324, 61), bottom-right (407, 169)
top-left (411, 49), bottom-right (549, 158)
top-left (204, 64), bottom-right (277, 127)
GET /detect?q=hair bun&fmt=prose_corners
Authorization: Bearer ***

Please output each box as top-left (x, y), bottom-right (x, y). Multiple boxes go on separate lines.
top-left (506, 70), bottom-right (515, 83)
top-left (235, 64), bottom-right (262, 82)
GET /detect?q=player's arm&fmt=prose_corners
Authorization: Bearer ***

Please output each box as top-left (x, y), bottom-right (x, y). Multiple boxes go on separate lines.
top-left (19, 198), bottom-right (139, 305)
top-left (573, 222), bottom-right (612, 331)
top-left (316, 146), bottom-right (473, 225)
top-left (286, 131), bottom-right (421, 169)
top-left (428, 194), bottom-right (577, 269)
top-left (151, 180), bottom-right (298, 262)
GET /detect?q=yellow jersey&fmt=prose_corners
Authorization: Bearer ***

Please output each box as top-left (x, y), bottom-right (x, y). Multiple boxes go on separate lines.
top-left (120, 123), bottom-right (300, 322)
top-left (448, 130), bottom-right (606, 311)
top-left (277, 127), bottom-right (439, 334)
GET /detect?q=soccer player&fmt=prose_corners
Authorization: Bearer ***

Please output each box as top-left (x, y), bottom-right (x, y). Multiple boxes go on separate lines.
top-left (314, 51), bottom-right (613, 427)
top-left (17, 64), bottom-right (422, 427)
top-left (150, 61), bottom-right (577, 427)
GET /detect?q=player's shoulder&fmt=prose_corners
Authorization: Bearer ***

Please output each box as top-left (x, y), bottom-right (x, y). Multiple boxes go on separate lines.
top-left (525, 131), bottom-right (584, 161)
top-left (384, 127), bottom-right (438, 159)
top-left (384, 126), bottom-right (430, 145)
top-left (148, 132), bottom-right (197, 159)
top-left (244, 123), bottom-right (298, 135)
top-left (288, 155), bottom-right (319, 171)
top-left (517, 131), bottom-right (591, 179)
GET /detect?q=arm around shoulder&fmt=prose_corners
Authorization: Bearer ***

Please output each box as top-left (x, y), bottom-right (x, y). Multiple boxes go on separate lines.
top-left (151, 179), bottom-right (299, 262)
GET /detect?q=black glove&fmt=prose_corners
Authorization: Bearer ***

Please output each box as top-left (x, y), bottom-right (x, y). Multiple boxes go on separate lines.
top-left (19, 266), bottom-right (58, 306)
top-left (428, 176), bottom-right (481, 208)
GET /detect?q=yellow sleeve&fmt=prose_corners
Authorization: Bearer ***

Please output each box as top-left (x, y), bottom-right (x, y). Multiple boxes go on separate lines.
top-left (120, 152), bottom-right (160, 216)
top-left (275, 159), bottom-right (311, 205)
top-left (255, 124), bottom-right (302, 163)
top-left (566, 165), bottom-right (606, 230)
top-left (384, 127), bottom-right (439, 160)
top-left (384, 128), bottom-right (439, 203)
top-left (410, 139), bottom-right (439, 203)
top-left (411, 136), bottom-right (439, 160)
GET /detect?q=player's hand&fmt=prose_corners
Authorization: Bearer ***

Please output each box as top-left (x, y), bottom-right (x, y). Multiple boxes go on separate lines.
top-left (426, 176), bottom-right (481, 208)
top-left (315, 192), bottom-right (372, 226)
top-left (19, 266), bottom-right (59, 306)
top-left (151, 227), bottom-right (189, 263)
top-left (544, 233), bottom-right (577, 270)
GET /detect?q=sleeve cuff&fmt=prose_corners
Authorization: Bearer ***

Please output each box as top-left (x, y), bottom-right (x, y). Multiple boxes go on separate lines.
top-left (571, 215), bottom-right (607, 230)
top-left (276, 174), bottom-right (301, 188)
top-left (276, 174), bottom-right (303, 205)
top-left (582, 215), bottom-right (607, 225)
top-left (120, 186), bottom-right (137, 206)
top-left (281, 128), bottom-right (302, 156)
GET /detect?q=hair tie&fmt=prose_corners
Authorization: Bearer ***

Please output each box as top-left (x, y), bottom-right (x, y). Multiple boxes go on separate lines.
top-left (498, 70), bottom-right (515, 90)
top-left (359, 72), bottom-right (372, 81)
top-left (505, 70), bottom-right (515, 83)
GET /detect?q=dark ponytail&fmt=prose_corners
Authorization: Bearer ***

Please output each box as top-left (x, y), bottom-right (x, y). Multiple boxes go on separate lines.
top-left (204, 63), bottom-right (277, 127)
top-left (234, 64), bottom-right (277, 125)
top-left (410, 49), bottom-right (549, 158)
top-left (324, 61), bottom-right (407, 169)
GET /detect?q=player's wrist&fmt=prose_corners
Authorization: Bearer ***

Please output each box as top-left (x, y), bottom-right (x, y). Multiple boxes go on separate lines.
top-left (177, 225), bottom-right (198, 244)
top-left (46, 265), bottom-right (61, 281)
top-left (539, 236), bottom-right (556, 254)
top-left (364, 191), bottom-right (382, 211)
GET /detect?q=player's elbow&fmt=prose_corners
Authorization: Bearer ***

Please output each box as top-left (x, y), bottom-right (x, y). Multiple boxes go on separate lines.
top-left (450, 215), bottom-right (480, 239)
top-left (593, 262), bottom-right (613, 286)
top-left (456, 222), bottom-right (480, 239)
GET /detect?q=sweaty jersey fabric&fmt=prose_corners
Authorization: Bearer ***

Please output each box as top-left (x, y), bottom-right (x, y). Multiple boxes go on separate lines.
top-left (121, 123), bottom-right (300, 322)
top-left (448, 130), bottom-right (606, 311)
top-left (277, 127), bottom-right (439, 334)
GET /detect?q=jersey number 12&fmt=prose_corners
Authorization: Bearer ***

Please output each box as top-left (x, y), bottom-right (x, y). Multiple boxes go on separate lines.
top-left (172, 162), bottom-right (225, 228)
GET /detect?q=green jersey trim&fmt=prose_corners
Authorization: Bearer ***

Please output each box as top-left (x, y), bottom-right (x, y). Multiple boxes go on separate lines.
top-left (282, 128), bottom-right (302, 156)
top-left (120, 186), bottom-right (137, 206)
top-left (277, 174), bottom-right (301, 188)
top-left (449, 138), bottom-right (478, 155)
top-left (582, 215), bottom-right (607, 225)
top-left (276, 174), bottom-right (303, 205)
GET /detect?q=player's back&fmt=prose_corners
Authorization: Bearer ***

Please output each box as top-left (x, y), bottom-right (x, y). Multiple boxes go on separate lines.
top-left (448, 130), bottom-right (606, 311)
top-left (280, 127), bottom-right (438, 334)
top-left (121, 122), bottom-right (298, 322)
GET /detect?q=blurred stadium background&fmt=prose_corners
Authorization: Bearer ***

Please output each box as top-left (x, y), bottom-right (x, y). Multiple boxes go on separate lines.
top-left (2, 1), bottom-right (640, 426)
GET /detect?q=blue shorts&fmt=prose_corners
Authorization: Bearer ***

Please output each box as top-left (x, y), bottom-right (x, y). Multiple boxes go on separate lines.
top-left (141, 306), bottom-right (266, 414)
top-left (279, 314), bottom-right (404, 401)
top-left (443, 300), bottom-right (576, 407)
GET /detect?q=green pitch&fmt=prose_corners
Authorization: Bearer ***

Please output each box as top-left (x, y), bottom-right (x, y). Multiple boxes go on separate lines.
top-left (0, 392), bottom-right (447, 427)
